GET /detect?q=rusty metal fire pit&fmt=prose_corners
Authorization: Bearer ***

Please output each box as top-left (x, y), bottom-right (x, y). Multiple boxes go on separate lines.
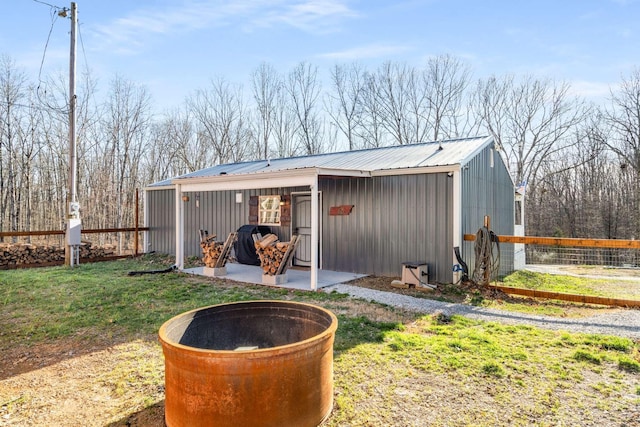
top-left (158, 300), bottom-right (338, 427)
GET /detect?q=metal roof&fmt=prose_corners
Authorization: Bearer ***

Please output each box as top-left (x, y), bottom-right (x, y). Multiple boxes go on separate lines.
top-left (148, 136), bottom-right (492, 187)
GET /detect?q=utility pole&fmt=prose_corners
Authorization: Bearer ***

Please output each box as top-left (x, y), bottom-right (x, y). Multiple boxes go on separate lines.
top-left (65, 2), bottom-right (81, 266)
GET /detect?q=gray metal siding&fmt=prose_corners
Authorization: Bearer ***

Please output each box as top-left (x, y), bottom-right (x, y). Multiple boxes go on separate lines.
top-left (320, 173), bottom-right (453, 283)
top-left (181, 187), bottom-right (307, 258)
top-left (461, 147), bottom-right (515, 277)
top-left (146, 188), bottom-right (176, 255)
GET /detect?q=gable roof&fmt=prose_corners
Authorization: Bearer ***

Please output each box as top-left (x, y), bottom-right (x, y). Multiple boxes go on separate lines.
top-left (149, 136), bottom-right (493, 188)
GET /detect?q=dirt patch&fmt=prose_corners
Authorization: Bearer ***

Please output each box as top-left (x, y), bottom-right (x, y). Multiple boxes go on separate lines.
top-left (342, 275), bottom-right (506, 303)
top-left (0, 337), bottom-right (165, 426)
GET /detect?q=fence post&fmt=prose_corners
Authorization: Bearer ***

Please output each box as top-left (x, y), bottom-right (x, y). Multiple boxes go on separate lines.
top-left (135, 189), bottom-right (139, 257)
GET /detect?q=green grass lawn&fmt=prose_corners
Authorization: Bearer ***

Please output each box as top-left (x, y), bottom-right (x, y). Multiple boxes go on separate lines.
top-left (1, 256), bottom-right (639, 426)
top-left (502, 269), bottom-right (640, 298)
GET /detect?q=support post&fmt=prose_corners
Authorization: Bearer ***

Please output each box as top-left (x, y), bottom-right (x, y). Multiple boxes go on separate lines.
top-left (452, 169), bottom-right (461, 283)
top-left (135, 188), bottom-right (139, 257)
top-left (175, 184), bottom-right (184, 270)
top-left (310, 174), bottom-right (319, 291)
top-left (65, 2), bottom-right (80, 267)
top-left (483, 215), bottom-right (491, 285)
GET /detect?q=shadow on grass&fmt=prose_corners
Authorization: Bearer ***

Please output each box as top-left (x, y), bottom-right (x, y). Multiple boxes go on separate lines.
top-left (105, 400), bottom-right (166, 427)
top-left (0, 334), bottom-right (141, 381)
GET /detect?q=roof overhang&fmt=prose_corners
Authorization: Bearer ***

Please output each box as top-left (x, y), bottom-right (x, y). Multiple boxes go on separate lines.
top-left (144, 184), bottom-right (174, 191)
top-left (372, 164), bottom-right (461, 176)
top-left (174, 167), bottom-right (372, 192)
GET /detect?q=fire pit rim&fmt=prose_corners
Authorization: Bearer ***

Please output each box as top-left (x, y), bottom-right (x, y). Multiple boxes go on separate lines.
top-left (158, 299), bottom-right (338, 355)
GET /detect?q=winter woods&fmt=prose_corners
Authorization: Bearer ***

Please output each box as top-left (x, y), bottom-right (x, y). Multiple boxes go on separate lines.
top-left (1, 52), bottom-right (639, 240)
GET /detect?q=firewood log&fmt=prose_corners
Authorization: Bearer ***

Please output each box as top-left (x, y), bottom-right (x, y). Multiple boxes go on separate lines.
top-left (258, 233), bottom-right (279, 248)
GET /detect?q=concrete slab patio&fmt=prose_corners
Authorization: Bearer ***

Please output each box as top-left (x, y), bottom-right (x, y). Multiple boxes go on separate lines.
top-left (182, 262), bottom-right (366, 291)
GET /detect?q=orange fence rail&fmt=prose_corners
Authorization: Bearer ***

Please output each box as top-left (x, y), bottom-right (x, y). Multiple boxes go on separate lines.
top-left (464, 233), bottom-right (640, 308)
top-left (464, 234), bottom-right (640, 249)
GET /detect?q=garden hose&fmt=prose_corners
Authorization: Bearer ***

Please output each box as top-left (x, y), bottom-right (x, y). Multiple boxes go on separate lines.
top-left (471, 226), bottom-right (500, 286)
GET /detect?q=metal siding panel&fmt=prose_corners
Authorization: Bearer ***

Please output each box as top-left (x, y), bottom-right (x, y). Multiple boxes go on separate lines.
top-left (317, 173), bottom-right (453, 283)
top-left (379, 177), bottom-right (394, 275)
top-left (147, 172), bottom-right (460, 282)
top-left (146, 189), bottom-right (175, 255)
top-left (461, 146), bottom-right (515, 277)
top-left (174, 187), bottom-right (302, 259)
top-left (364, 178), bottom-right (376, 274)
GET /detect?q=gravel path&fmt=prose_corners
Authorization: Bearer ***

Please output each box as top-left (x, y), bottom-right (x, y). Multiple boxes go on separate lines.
top-left (327, 284), bottom-right (640, 339)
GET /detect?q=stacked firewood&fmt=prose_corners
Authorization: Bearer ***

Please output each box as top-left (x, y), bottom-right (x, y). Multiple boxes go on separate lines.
top-left (0, 242), bottom-right (115, 268)
top-left (200, 234), bottom-right (224, 268)
top-left (254, 234), bottom-right (299, 276)
top-left (199, 230), bottom-right (236, 268)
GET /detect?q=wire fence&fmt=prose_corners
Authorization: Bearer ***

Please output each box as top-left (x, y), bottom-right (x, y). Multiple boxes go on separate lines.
top-left (526, 245), bottom-right (640, 268)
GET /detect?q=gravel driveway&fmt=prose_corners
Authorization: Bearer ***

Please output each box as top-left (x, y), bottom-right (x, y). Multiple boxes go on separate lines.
top-left (327, 284), bottom-right (640, 339)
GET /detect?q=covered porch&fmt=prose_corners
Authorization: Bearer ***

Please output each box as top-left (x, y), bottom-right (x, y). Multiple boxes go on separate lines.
top-left (182, 262), bottom-right (366, 291)
top-left (174, 167), bottom-right (371, 290)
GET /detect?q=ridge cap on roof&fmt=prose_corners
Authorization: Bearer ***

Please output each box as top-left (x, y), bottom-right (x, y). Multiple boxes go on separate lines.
top-left (149, 135), bottom-right (491, 186)
top-left (264, 135), bottom-right (489, 162)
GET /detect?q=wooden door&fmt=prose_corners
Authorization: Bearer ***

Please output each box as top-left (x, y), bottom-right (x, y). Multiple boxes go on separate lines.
top-left (292, 194), bottom-right (312, 267)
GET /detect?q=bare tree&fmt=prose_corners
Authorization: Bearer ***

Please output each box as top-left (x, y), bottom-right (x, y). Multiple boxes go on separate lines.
top-left (13, 87), bottom-right (47, 240)
top-left (423, 54), bottom-right (471, 140)
top-left (531, 118), bottom-right (607, 238)
top-left (286, 62), bottom-right (324, 155)
top-left (605, 68), bottom-right (640, 238)
top-left (355, 72), bottom-right (387, 147)
top-left (95, 75), bottom-right (152, 250)
top-left (251, 62), bottom-right (281, 159)
top-left (473, 74), bottom-right (588, 187)
top-left (374, 61), bottom-right (413, 145)
top-left (605, 68), bottom-right (640, 171)
top-left (0, 55), bottom-right (28, 240)
top-left (325, 63), bottom-right (366, 150)
top-left (271, 86), bottom-right (299, 158)
top-left (188, 78), bottom-right (252, 165)
top-left (145, 107), bottom-right (193, 183)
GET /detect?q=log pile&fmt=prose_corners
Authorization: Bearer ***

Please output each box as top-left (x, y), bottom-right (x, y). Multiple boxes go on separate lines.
top-left (199, 231), bottom-right (236, 268)
top-left (0, 242), bottom-right (115, 268)
top-left (254, 234), bottom-right (299, 275)
top-left (200, 233), bottom-right (223, 267)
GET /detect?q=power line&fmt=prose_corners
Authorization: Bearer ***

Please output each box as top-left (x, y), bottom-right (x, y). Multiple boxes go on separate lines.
top-left (36, 5), bottom-right (60, 85)
top-left (32, 0), bottom-right (63, 8)
top-left (0, 99), bottom-right (66, 113)
top-left (33, 0), bottom-right (70, 114)
top-left (78, 20), bottom-right (91, 79)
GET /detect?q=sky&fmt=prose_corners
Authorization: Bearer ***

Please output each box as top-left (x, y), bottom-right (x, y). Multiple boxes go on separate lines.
top-left (2, 0), bottom-right (639, 111)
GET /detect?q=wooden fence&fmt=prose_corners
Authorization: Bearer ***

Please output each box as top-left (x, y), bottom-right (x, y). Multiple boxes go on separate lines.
top-left (463, 233), bottom-right (640, 308)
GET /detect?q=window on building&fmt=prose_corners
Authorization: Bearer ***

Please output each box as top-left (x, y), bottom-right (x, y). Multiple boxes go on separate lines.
top-left (259, 195), bottom-right (281, 225)
top-left (515, 200), bottom-right (522, 225)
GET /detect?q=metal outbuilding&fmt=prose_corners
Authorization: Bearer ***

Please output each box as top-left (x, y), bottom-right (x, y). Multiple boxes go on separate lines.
top-left (144, 136), bottom-right (515, 290)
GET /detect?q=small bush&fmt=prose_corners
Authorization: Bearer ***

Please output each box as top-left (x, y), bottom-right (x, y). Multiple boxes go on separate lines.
top-left (573, 350), bottom-right (602, 364)
top-left (433, 311), bottom-right (452, 324)
top-left (618, 356), bottom-right (640, 373)
top-left (482, 362), bottom-right (505, 378)
top-left (598, 336), bottom-right (633, 352)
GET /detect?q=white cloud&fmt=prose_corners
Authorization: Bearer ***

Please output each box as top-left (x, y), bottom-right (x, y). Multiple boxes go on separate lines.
top-left (317, 43), bottom-right (413, 60)
top-left (89, 0), bottom-right (357, 55)
top-left (267, 0), bottom-right (358, 33)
